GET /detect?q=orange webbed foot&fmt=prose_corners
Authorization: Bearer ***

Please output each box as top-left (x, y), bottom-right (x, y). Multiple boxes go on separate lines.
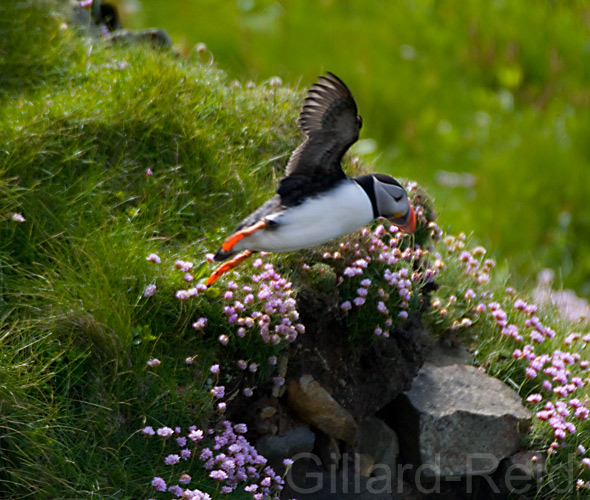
top-left (206, 250), bottom-right (255, 287)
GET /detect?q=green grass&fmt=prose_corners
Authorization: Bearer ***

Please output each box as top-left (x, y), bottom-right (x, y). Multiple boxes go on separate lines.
top-left (130, 0), bottom-right (590, 297)
top-left (1, 1), bottom-right (303, 497)
top-left (1, 1), bottom-right (590, 498)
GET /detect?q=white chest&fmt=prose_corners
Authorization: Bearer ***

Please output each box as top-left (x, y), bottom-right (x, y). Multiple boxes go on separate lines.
top-left (236, 180), bottom-right (374, 253)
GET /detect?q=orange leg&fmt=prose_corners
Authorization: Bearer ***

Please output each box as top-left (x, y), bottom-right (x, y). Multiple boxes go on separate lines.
top-left (206, 250), bottom-right (254, 287)
top-left (221, 220), bottom-right (267, 253)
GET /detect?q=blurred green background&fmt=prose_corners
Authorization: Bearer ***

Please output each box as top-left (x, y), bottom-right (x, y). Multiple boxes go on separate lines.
top-left (124, 0), bottom-right (590, 297)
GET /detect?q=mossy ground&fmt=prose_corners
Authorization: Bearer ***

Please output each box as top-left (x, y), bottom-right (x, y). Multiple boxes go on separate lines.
top-left (1, 1), bottom-right (590, 499)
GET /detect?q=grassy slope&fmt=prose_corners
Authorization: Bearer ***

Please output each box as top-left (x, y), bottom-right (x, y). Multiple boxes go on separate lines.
top-left (1, 1), bottom-right (590, 499)
top-left (1, 1), bottom-right (302, 497)
top-left (132, 0), bottom-right (590, 297)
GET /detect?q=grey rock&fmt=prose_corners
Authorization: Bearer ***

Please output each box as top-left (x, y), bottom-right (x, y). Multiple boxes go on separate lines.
top-left (104, 28), bottom-right (173, 49)
top-left (316, 432), bottom-right (341, 468)
top-left (491, 450), bottom-right (546, 495)
top-left (390, 363), bottom-right (531, 479)
top-left (359, 416), bottom-right (399, 480)
top-left (291, 454), bottom-right (396, 500)
top-left (256, 425), bottom-right (316, 467)
top-left (259, 426), bottom-right (316, 499)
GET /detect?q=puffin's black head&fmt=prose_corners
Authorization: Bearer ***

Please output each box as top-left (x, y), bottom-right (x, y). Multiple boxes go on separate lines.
top-left (371, 174), bottom-right (416, 233)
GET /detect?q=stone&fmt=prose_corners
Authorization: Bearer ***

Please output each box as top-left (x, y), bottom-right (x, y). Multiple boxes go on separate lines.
top-left (316, 432), bottom-right (341, 468)
top-left (287, 374), bottom-right (358, 444)
top-left (291, 454), bottom-right (396, 500)
top-left (490, 450), bottom-right (546, 495)
top-left (358, 453), bottom-right (375, 478)
top-left (260, 406), bottom-right (277, 420)
top-left (359, 416), bottom-right (399, 480)
top-left (104, 28), bottom-right (173, 49)
top-left (388, 363), bottom-right (531, 479)
top-left (256, 426), bottom-right (316, 470)
top-left (287, 289), bottom-right (429, 421)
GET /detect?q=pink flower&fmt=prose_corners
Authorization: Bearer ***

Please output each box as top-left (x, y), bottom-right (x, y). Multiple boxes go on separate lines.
top-left (209, 470), bottom-right (228, 481)
top-left (234, 423), bottom-right (248, 434)
top-left (175, 260), bottom-right (193, 272)
top-left (210, 364), bottom-right (220, 374)
top-left (192, 317), bottom-right (207, 330)
top-left (146, 253), bottom-right (161, 264)
top-left (475, 303), bottom-right (486, 314)
top-left (211, 386), bottom-right (225, 399)
top-left (165, 454), bottom-right (180, 465)
top-left (179, 474), bottom-right (191, 484)
top-left (147, 358), bottom-right (160, 367)
top-left (143, 284), bottom-right (157, 297)
top-left (152, 477), bottom-right (167, 491)
top-left (188, 429), bottom-right (203, 442)
top-left (157, 426), bottom-right (174, 438)
top-left (11, 213), bottom-right (26, 223)
top-left (79, 0), bottom-right (93, 7)
top-left (583, 458), bottom-right (590, 470)
top-left (142, 426), bottom-right (155, 436)
top-left (526, 394), bottom-right (542, 403)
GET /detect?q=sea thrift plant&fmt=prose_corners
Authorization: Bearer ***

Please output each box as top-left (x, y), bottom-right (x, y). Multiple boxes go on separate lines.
top-left (144, 184), bottom-right (590, 495)
top-left (302, 182), bottom-right (440, 340)
top-left (429, 232), bottom-right (590, 491)
top-left (145, 421), bottom-right (286, 499)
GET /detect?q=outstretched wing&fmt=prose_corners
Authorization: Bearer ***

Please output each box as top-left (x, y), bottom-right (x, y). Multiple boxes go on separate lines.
top-left (284, 72), bottom-right (362, 182)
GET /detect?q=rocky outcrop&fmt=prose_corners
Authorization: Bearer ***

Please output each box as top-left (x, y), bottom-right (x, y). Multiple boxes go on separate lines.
top-left (386, 363), bottom-right (532, 479)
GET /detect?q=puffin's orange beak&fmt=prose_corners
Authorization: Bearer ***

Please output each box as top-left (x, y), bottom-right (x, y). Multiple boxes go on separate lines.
top-left (398, 204), bottom-right (416, 234)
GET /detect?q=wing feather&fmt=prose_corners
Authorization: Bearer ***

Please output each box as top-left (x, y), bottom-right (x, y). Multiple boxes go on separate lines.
top-left (284, 72), bottom-right (362, 181)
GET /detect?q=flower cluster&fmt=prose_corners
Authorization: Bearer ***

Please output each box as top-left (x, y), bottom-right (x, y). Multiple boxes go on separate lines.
top-left (432, 232), bottom-right (590, 488)
top-left (219, 261), bottom-right (305, 345)
top-left (321, 218), bottom-right (440, 337)
top-left (145, 421), bottom-right (286, 499)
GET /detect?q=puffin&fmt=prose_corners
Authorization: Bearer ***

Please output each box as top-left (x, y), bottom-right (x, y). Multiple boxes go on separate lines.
top-left (206, 72), bottom-right (416, 286)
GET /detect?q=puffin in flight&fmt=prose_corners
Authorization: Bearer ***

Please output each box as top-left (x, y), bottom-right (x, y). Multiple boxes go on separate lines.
top-left (206, 72), bottom-right (416, 286)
